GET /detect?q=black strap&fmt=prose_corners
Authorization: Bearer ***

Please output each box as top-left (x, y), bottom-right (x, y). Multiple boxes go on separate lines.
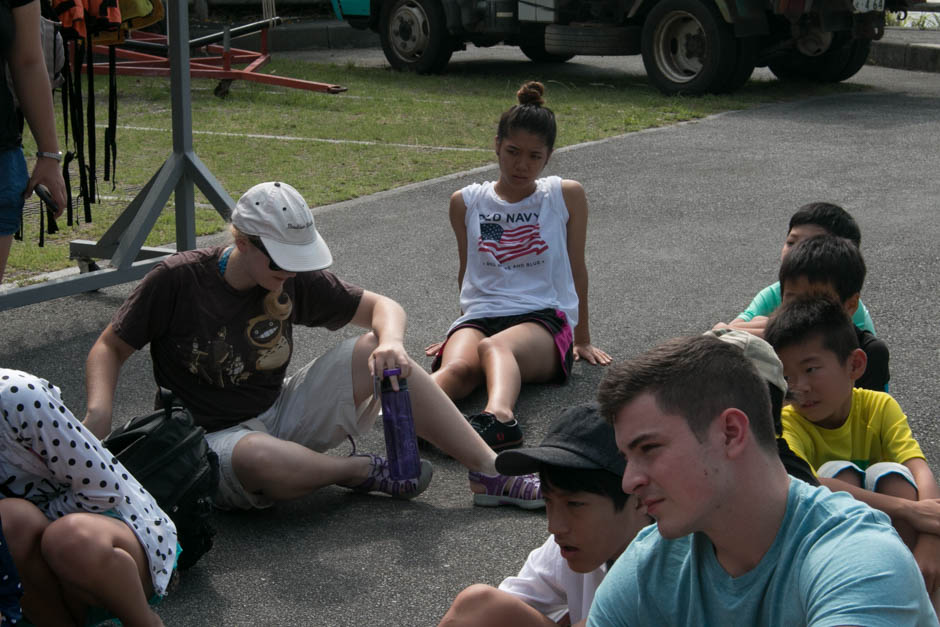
top-left (37, 197), bottom-right (58, 247)
top-left (85, 35), bottom-right (97, 217)
top-left (70, 39), bottom-right (89, 223)
top-left (156, 387), bottom-right (181, 416)
top-left (103, 45), bottom-right (117, 188)
top-left (63, 151), bottom-right (74, 225)
top-left (61, 36), bottom-right (69, 147)
top-left (46, 198), bottom-right (59, 236)
top-left (60, 30), bottom-right (73, 225)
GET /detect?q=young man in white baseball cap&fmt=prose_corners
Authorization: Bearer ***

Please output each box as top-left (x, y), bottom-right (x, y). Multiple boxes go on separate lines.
top-left (83, 182), bottom-right (544, 511)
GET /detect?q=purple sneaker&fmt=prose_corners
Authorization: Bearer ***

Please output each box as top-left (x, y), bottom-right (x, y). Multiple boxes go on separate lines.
top-left (468, 471), bottom-right (544, 509)
top-left (351, 453), bottom-right (433, 499)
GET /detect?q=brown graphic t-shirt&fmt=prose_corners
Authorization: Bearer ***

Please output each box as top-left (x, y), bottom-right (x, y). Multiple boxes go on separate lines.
top-left (111, 247), bottom-right (363, 431)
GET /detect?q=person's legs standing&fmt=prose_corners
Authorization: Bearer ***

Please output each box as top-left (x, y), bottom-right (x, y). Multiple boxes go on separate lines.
top-left (0, 147), bottom-right (29, 284)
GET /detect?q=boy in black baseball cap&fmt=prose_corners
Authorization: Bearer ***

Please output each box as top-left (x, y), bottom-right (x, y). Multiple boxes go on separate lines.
top-left (439, 404), bottom-right (652, 627)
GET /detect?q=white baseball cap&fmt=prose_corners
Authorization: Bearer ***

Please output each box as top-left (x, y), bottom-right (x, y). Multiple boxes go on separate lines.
top-left (232, 181), bottom-right (333, 272)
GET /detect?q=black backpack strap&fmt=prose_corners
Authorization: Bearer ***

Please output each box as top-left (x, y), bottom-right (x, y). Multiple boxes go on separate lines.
top-left (155, 387), bottom-right (181, 415)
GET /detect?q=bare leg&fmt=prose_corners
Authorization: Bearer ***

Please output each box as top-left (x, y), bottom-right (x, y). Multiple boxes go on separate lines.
top-left (351, 333), bottom-right (499, 476)
top-left (430, 328), bottom-right (486, 401)
top-left (832, 468), bottom-right (863, 487)
top-left (0, 234), bottom-right (12, 284)
top-left (876, 474), bottom-right (918, 548)
top-left (230, 332), bottom-right (498, 502)
top-left (41, 514), bottom-right (163, 627)
top-left (0, 498), bottom-right (78, 625)
top-left (438, 584), bottom-right (558, 627)
top-left (477, 323), bottom-right (561, 423)
top-left (232, 432), bottom-right (374, 500)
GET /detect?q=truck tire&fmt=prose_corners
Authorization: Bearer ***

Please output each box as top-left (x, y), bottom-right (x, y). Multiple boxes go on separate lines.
top-left (520, 25), bottom-right (575, 62)
top-left (545, 25), bottom-right (639, 56)
top-left (641, 0), bottom-right (737, 95)
top-left (828, 38), bottom-right (871, 82)
top-left (766, 51), bottom-right (813, 81)
top-left (379, 0), bottom-right (453, 74)
top-left (768, 36), bottom-right (871, 83)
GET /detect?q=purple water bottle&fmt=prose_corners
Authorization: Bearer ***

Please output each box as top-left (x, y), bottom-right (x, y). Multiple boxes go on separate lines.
top-left (380, 368), bottom-right (421, 481)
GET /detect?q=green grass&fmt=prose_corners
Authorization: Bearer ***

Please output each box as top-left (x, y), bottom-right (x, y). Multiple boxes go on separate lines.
top-left (9, 55), bottom-right (863, 283)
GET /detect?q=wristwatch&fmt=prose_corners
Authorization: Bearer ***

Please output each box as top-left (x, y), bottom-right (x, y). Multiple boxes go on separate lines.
top-left (36, 151), bottom-right (63, 161)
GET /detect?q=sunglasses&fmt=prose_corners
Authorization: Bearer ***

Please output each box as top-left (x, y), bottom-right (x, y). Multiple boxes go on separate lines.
top-left (248, 237), bottom-right (284, 272)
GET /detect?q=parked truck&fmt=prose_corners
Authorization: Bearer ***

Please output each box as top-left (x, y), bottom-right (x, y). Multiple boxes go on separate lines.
top-left (330, 0), bottom-right (913, 94)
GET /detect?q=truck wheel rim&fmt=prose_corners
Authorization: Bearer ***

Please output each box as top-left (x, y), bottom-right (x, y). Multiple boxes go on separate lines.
top-left (653, 11), bottom-right (707, 84)
top-left (389, 1), bottom-right (431, 61)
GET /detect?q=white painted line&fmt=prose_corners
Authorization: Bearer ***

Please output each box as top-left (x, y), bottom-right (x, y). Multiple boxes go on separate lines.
top-left (17, 110), bottom-right (732, 289)
top-left (101, 125), bottom-right (491, 153)
top-left (96, 194), bottom-right (216, 210)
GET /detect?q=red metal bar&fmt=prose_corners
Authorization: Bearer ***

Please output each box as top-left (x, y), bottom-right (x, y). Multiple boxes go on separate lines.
top-left (88, 26), bottom-right (346, 94)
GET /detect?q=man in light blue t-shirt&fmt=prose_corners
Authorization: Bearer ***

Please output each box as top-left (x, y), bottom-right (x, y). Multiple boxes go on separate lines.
top-left (590, 335), bottom-right (936, 626)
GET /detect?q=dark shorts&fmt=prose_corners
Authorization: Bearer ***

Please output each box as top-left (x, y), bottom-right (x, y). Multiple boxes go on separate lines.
top-left (431, 308), bottom-right (574, 383)
top-left (0, 147), bottom-right (28, 237)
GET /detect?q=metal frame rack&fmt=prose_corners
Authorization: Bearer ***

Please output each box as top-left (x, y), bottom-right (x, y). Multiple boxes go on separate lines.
top-left (1, 0), bottom-right (236, 311)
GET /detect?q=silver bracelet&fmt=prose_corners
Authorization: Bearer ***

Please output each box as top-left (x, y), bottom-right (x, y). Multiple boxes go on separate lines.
top-left (36, 151), bottom-right (63, 162)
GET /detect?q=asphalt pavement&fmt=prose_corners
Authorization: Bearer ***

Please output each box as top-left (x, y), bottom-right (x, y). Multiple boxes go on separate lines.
top-left (1, 45), bottom-right (939, 627)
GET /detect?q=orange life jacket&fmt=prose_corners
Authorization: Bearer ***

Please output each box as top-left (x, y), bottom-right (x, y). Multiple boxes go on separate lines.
top-left (52, 0), bottom-right (121, 40)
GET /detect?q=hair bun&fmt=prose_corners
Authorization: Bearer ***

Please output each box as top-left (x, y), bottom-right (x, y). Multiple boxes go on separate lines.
top-left (516, 81), bottom-right (545, 107)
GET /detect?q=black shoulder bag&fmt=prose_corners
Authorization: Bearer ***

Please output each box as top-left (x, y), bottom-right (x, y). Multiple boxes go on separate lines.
top-left (102, 396), bottom-right (220, 570)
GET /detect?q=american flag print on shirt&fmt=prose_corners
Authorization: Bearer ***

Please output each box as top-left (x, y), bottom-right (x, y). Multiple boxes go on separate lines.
top-left (479, 222), bottom-right (548, 263)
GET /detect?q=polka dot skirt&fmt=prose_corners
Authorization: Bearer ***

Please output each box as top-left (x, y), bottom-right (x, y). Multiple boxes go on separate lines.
top-left (0, 369), bottom-right (178, 596)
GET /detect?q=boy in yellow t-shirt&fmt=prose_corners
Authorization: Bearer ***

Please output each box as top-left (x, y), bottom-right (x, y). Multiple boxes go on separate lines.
top-left (766, 296), bottom-right (940, 607)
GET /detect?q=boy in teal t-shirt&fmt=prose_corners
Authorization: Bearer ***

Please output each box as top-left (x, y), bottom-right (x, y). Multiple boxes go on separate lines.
top-left (775, 234), bottom-right (889, 391)
top-left (717, 201), bottom-right (875, 337)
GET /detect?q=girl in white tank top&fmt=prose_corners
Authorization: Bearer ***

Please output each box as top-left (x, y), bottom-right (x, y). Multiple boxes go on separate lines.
top-left (426, 81), bottom-right (611, 451)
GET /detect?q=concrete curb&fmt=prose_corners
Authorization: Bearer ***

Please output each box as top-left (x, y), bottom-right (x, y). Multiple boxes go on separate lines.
top-left (869, 39), bottom-right (940, 73)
